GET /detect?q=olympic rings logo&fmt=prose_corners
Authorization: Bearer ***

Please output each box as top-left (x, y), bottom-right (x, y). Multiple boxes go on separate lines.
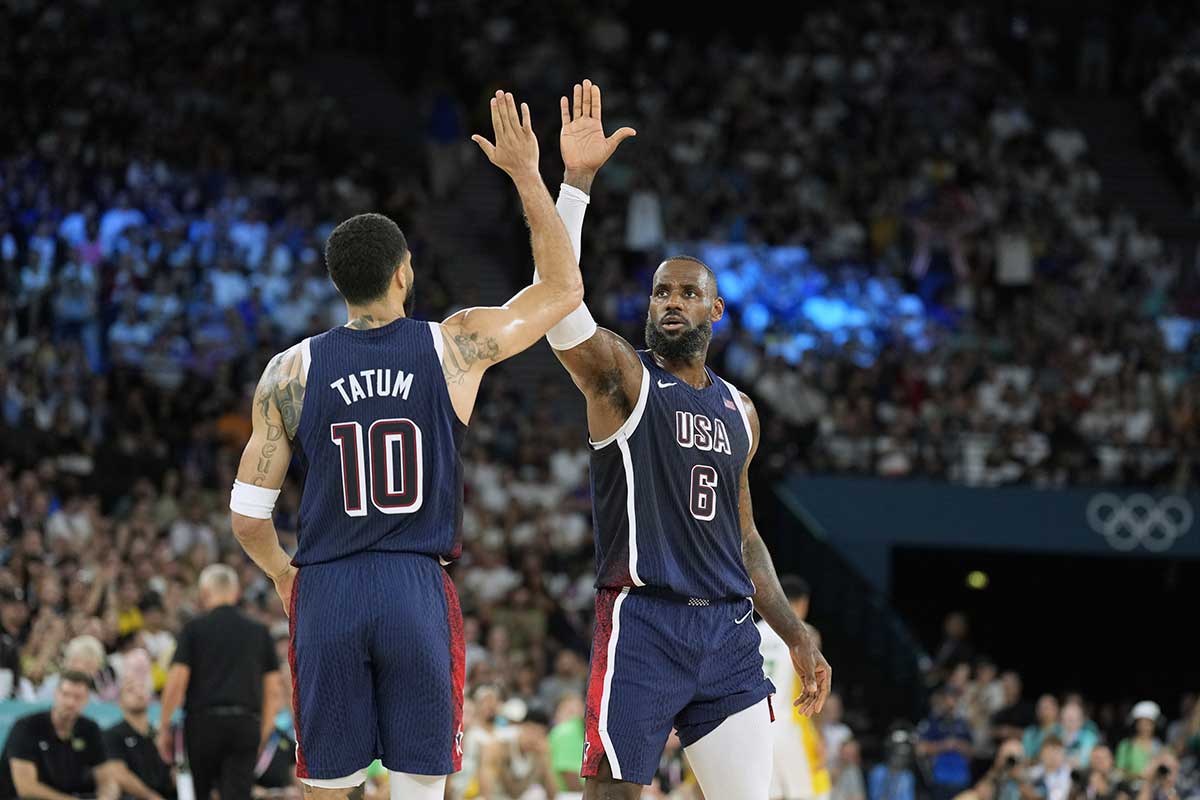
top-left (1086, 493), bottom-right (1193, 552)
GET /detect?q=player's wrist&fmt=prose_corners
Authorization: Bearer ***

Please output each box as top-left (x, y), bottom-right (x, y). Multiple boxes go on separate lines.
top-left (509, 168), bottom-right (545, 190)
top-left (563, 168), bottom-right (595, 194)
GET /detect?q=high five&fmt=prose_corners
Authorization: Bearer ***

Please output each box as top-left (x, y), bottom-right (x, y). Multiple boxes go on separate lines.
top-left (546, 80), bottom-right (833, 800)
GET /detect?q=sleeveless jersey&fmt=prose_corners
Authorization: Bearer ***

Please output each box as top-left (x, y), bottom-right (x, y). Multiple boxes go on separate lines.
top-left (291, 318), bottom-right (465, 566)
top-left (588, 350), bottom-right (755, 600)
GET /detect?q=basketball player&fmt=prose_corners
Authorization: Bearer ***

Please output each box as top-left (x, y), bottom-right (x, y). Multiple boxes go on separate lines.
top-left (227, 90), bottom-right (592, 800)
top-left (759, 577), bottom-right (832, 800)
top-left (546, 80), bottom-right (833, 799)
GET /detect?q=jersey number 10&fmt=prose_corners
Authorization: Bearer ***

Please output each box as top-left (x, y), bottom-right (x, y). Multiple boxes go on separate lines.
top-left (330, 419), bottom-right (424, 516)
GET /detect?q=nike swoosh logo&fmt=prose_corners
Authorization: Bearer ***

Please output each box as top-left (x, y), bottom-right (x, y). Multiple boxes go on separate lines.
top-left (657, 380), bottom-right (677, 388)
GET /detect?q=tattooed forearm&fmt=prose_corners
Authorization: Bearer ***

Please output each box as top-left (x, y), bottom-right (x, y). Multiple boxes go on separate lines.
top-left (253, 420), bottom-right (284, 486)
top-left (439, 326), bottom-right (501, 385)
top-left (744, 529), bottom-right (807, 644)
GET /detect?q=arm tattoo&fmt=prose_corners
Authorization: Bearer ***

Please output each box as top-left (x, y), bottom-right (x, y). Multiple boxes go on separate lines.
top-left (743, 528), bottom-right (806, 644)
top-left (738, 393), bottom-right (806, 644)
top-left (253, 347), bottom-right (307, 484)
top-left (440, 326), bottom-right (501, 385)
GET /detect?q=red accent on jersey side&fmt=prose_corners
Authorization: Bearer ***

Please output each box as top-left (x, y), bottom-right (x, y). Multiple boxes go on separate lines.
top-left (581, 588), bottom-right (619, 778)
top-left (442, 571), bottom-right (466, 772)
top-left (287, 570), bottom-right (308, 779)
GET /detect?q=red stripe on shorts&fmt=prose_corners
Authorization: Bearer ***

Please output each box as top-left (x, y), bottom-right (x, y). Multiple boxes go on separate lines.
top-left (287, 569), bottom-right (308, 779)
top-left (442, 571), bottom-right (466, 772)
top-left (581, 588), bottom-right (619, 777)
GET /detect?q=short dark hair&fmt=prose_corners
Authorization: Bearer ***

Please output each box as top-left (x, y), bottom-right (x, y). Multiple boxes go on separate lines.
top-left (58, 670), bottom-right (94, 691)
top-left (659, 254), bottom-right (718, 287)
top-left (523, 707), bottom-right (552, 727)
top-left (779, 575), bottom-right (811, 601)
top-left (324, 213), bottom-right (408, 305)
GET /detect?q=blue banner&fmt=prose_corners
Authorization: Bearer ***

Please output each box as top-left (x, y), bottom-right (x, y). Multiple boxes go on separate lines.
top-left (779, 477), bottom-right (1199, 592)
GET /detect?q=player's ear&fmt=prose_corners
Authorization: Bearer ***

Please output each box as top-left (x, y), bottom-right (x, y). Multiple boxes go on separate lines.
top-left (711, 296), bottom-right (725, 324)
top-left (395, 253), bottom-right (411, 291)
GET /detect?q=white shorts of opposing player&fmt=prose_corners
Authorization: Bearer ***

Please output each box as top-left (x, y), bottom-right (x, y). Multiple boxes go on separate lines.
top-left (684, 697), bottom-right (775, 800)
top-left (301, 770), bottom-right (445, 800)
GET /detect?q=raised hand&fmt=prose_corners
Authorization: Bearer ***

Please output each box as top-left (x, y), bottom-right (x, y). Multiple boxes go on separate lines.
top-left (472, 90), bottom-right (541, 182)
top-left (560, 79), bottom-right (636, 176)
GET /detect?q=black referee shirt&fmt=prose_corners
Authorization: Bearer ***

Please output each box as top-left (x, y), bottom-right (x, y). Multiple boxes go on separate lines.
top-left (172, 604), bottom-right (279, 713)
top-left (104, 720), bottom-right (175, 799)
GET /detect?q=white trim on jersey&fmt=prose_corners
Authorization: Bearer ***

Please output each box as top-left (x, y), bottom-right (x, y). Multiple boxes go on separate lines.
top-left (720, 378), bottom-right (753, 446)
top-left (616, 437), bottom-right (645, 587)
top-left (599, 587), bottom-right (630, 780)
top-left (300, 335), bottom-right (313, 376)
top-left (428, 321), bottom-right (444, 362)
top-left (589, 364), bottom-right (650, 449)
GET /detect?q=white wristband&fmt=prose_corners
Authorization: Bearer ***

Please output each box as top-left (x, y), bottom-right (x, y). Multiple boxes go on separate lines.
top-left (540, 183), bottom-right (597, 349)
top-left (556, 183), bottom-right (590, 261)
top-left (546, 303), bottom-right (598, 350)
top-left (230, 480), bottom-right (281, 520)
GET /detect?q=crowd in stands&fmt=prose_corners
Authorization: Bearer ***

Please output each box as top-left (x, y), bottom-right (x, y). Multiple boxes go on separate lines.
top-left (1, 0), bottom-right (1199, 798)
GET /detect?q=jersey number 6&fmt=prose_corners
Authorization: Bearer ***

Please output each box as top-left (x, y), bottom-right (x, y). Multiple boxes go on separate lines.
top-left (330, 419), bottom-right (424, 516)
top-left (690, 465), bottom-right (718, 521)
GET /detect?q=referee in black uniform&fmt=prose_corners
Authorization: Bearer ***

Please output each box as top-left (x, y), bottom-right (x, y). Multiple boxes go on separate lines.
top-left (157, 565), bottom-right (281, 800)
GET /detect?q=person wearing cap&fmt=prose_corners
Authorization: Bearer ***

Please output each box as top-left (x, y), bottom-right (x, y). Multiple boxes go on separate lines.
top-left (1116, 702), bottom-right (1165, 779)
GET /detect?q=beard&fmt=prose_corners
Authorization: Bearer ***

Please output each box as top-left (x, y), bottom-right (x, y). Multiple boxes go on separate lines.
top-left (645, 316), bottom-right (712, 361)
top-left (403, 284), bottom-right (416, 317)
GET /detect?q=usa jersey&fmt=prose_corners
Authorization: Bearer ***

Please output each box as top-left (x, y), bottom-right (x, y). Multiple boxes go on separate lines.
top-left (589, 351), bottom-right (755, 600)
top-left (292, 318), bottom-right (465, 566)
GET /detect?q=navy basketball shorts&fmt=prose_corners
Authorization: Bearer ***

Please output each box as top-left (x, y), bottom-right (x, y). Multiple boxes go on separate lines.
top-left (287, 551), bottom-right (465, 780)
top-left (581, 587), bottom-right (776, 785)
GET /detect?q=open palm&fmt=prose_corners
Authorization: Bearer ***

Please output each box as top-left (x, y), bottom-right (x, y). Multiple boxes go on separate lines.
top-left (560, 79), bottom-right (636, 174)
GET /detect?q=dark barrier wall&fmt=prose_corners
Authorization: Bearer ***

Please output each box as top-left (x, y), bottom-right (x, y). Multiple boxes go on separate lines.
top-left (779, 477), bottom-right (1199, 594)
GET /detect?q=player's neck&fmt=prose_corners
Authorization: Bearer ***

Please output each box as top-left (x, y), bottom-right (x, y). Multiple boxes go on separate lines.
top-left (652, 350), bottom-right (710, 389)
top-left (344, 300), bottom-right (407, 331)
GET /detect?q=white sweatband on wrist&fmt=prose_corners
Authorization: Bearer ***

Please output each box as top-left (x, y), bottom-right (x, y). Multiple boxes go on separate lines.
top-left (546, 303), bottom-right (598, 350)
top-left (230, 480), bottom-right (281, 519)
top-left (556, 183), bottom-right (590, 260)
top-left (538, 182), bottom-right (598, 350)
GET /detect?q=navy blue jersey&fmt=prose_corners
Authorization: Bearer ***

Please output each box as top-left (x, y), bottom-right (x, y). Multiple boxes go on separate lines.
top-left (291, 318), bottom-right (465, 566)
top-left (589, 351), bottom-right (755, 600)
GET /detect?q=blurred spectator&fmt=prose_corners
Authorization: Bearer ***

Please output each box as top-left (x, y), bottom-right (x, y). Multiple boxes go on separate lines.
top-left (993, 673), bottom-right (1035, 746)
top-left (1117, 703), bottom-right (1165, 779)
top-left (0, 589), bottom-right (25, 699)
top-left (929, 614), bottom-right (974, 687)
top-left (479, 705), bottom-right (557, 800)
top-left (104, 655), bottom-right (174, 800)
top-left (548, 693), bottom-right (585, 797)
top-left (22, 633), bottom-right (111, 703)
top-left (833, 739), bottom-right (868, 800)
top-left (1029, 737), bottom-right (1072, 800)
top-left (1027, 696), bottom-right (1063, 760)
top-left (1061, 701), bottom-right (1101, 769)
top-left (870, 729), bottom-right (918, 800)
top-left (919, 686), bottom-right (975, 800)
